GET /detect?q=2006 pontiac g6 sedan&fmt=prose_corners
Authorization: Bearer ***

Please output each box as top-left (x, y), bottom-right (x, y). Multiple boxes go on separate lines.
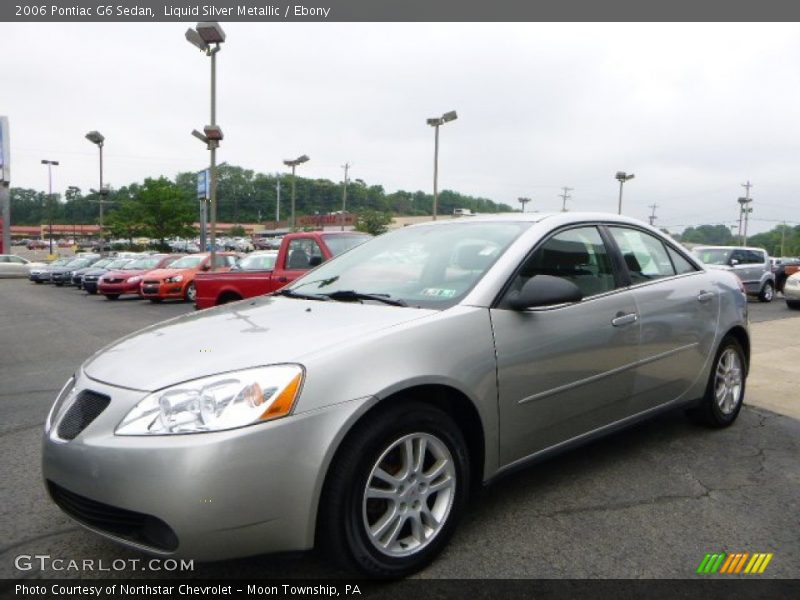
top-left (43, 213), bottom-right (749, 577)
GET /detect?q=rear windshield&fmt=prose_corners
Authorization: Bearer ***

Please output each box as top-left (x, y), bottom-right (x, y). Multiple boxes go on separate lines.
top-left (323, 234), bottom-right (372, 256)
top-left (168, 255), bottom-right (204, 269)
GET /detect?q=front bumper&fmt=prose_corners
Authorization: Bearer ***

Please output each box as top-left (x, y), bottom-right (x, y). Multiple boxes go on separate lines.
top-left (42, 374), bottom-right (371, 560)
top-left (141, 281), bottom-right (185, 299)
top-left (29, 272), bottom-right (52, 282)
top-left (98, 281), bottom-right (140, 296)
top-left (783, 281), bottom-right (800, 300)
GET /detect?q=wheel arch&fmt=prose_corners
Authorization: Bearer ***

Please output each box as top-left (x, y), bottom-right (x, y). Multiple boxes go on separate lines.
top-left (313, 383), bottom-right (487, 545)
top-left (725, 325), bottom-right (750, 373)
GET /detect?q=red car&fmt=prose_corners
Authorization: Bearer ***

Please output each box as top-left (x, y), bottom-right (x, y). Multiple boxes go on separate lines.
top-left (97, 254), bottom-right (183, 300)
top-left (194, 231), bottom-right (371, 309)
top-left (140, 252), bottom-right (238, 303)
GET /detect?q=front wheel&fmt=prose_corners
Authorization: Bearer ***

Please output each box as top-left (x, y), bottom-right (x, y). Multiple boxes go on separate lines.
top-left (105, 294), bottom-right (119, 301)
top-left (787, 300), bottom-right (800, 310)
top-left (688, 336), bottom-right (746, 428)
top-left (758, 282), bottom-right (774, 302)
top-left (318, 403), bottom-right (469, 578)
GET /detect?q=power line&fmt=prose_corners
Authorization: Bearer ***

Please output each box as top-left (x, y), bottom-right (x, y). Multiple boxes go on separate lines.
top-left (558, 187), bottom-right (573, 212)
top-left (648, 203), bottom-right (658, 226)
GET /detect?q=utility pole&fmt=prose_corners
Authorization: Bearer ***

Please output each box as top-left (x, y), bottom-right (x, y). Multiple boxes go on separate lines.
top-left (781, 221), bottom-right (787, 257)
top-left (518, 197), bottom-right (531, 213)
top-left (737, 180), bottom-right (753, 246)
top-left (648, 203), bottom-right (658, 226)
top-left (559, 187), bottom-right (573, 212)
top-left (341, 162), bottom-right (350, 231)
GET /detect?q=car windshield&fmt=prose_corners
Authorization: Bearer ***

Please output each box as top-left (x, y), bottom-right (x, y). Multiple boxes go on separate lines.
top-left (693, 248), bottom-right (731, 265)
top-left (49, 259), bottom-right (70, 267)
top-left (237, 253), bottom-right (277, 271)
top-left (123, 257), bottom-right (160, 270)
top-left (323, 234), bottom-right (372, 256)
top-left (66, 258), bottom-right (93, 268)
top-left (106, 259), bottom-right (132, 269)
top-left (168, 255), bottom-right (205, 269)
top-left (90, 259), bottom-right (113, 269)
top-left (287, 221), bottom-right (529, 309)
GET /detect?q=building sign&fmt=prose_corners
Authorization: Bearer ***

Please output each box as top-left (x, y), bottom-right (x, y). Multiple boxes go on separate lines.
top-left (0, 116), bottom-right (9, 182)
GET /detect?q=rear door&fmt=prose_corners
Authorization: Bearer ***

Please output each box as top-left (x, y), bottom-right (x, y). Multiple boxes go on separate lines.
top-left (491, 225), bottom-right (641, 465)
top-left (606, 226), bottom-right (719, 411)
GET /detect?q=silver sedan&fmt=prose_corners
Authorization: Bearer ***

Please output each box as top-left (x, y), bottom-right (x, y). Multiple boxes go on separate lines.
top-left (43, 213), bottom-right (749, 577)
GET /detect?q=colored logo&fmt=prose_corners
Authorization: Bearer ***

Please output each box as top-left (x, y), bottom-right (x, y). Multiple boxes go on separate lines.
top-left (696, 552), bottom-right (773, 574)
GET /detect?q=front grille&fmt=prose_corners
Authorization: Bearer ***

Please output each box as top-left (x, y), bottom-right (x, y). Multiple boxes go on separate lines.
top-left (47, 482), bottom-right (179, 552)
top-left (84, 275), bottom-right (98, 281)
top-left (106, 278), bottom-right (124, 284)
top-left (56, 390), bottom-right (110, 440)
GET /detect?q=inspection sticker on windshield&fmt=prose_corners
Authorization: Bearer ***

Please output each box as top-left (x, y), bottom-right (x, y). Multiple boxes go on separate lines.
top-left (421, 288), bottom-right (457, 298)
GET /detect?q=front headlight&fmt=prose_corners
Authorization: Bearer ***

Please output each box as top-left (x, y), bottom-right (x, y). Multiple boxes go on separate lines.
top-left (116, 364), bottom-right (304, 435)
top-left (165, 275), bottom-right (184, 283)
top-left (127, 275), bottom-right (142, 284)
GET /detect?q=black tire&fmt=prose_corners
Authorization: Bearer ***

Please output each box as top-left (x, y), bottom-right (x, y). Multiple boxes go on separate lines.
top-left (758, 281), bottom-right (774, 303)
top-left (149, 298), bottom-right (163, 304)
top-left (688, 336), bottom-right (747, 428)
top-left (87, 288), bottom-right (97, 295)
top-left (34, 280), bottom-right (43, 284)
top-left (55, 282), bottom-right (63, 287)
top-left (787, 300), bottom-right (800, 310)
top-left (318, 402), bottom-right (470, 578)
top-left (184, 282), bottom-right (196, 303)
top-left (105, 294), bottom-right (119, 301)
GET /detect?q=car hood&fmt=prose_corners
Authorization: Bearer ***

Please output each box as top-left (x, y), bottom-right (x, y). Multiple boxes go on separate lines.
top-left (83, 296), bottom-right (436, 392)
top-left (103, 268), bottom-right (147, 278)
top-left (83, 267), bottom-right (111, 276)
top-left (144, 267), bottom-right (196, 280)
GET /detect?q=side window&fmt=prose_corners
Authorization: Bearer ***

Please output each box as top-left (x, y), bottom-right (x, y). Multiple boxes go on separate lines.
top-left (509, 226), bottom-right (616, 299)
top-left (286, 239), bottom-right (323, 270)
top-left (666, 246), bottom-right (698, 275)
top-left (730, 250), bottom-right (746, 265)
top-left (608, 227), bottom-right (676, 283)
top-left (212, 255), bottom-right (230, 268)
top-left (744, 250), bottom-right (765, 265)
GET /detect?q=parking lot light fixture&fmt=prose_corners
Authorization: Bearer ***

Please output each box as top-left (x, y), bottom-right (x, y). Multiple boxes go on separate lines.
top-left (41, 160), bottom-right (59, 255)
top-left (615, 171), bottom-right (635, 215)
top-left (186, 21), bottom-right (225, 270)
top-left (427, 110), bottom-right (458, 221)
top-left (283, 155), bottom-right (310, 231)
top-left (84, 131), bottom-right (106, 237)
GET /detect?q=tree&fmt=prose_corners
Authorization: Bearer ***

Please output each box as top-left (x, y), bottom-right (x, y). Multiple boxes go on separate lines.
top-left (105, 199), bottom-right (145, 244)
top-left (355, 209), bottom-right (393, 236)
top-left (228, 225), bottom-right (247, 237)
top-left (680, 224), bottom-right (735, 245)
top-left (135, 177), bottom-right (196, 246)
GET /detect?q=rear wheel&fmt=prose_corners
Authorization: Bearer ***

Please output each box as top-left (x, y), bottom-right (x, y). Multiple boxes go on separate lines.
top-left (758, 282), bottom-right (774, 302)
top-left (318, 402), bottom-right (469, 578)
top-left (185, 282), bottom-right (196, 303)
top-left (688, 336), bottom-right (746, 428)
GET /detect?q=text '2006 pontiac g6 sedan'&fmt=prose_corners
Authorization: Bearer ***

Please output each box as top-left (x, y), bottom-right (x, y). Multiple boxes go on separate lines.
top-left (43, 212), bottom-right (749, 577)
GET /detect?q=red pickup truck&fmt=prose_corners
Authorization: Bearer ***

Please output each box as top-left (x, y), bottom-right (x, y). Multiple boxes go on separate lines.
top-left (194, 231), bottom-right (371, 309)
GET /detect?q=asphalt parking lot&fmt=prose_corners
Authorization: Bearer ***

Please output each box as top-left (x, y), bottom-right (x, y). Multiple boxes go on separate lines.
top-left (1, 278), bottom-right (798, 580)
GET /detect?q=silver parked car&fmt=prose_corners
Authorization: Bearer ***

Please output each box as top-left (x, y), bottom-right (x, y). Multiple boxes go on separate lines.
top-left (0, 254), bottom-right (45, 278)
top-left (43, 213), bottom-right (749, 577)
top-left (692, 245), bottom-right (775, 302)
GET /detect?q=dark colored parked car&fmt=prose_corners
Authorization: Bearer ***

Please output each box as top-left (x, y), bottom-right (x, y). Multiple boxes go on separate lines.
top-left (81, 258), bottom-right (135, 294)
top-left (72, 258), bottom-right (114, 288)
top-left (50, 255), bottom-right (102, 286)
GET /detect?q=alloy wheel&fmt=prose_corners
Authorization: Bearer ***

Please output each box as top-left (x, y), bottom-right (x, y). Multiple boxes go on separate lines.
top-left (362, 432), bottom-right (456, 558)
top-left (715, 347), bottom-right (743, 415)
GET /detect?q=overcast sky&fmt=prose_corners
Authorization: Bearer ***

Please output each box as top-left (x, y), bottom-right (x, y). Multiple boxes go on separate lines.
top-left (4, 22), bottom-right (800, 234)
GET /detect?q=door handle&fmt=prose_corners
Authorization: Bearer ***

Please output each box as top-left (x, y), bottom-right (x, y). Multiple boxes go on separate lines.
top-left (611, 313), bottom-right (638, 327)
top-left (697, 291), bottom-right (715, 303)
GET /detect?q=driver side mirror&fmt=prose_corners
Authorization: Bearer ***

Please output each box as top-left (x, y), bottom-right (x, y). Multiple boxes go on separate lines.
top-left (201, 264), bottom-right (211, 271)
top-left (507, 275), bottom-right (583, 310)
top-left (729, 258), bottom-right (739, 266)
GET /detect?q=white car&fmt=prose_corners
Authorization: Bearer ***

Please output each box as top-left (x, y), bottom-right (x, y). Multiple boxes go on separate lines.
top-left (0, 254), bottom-right (45, 278)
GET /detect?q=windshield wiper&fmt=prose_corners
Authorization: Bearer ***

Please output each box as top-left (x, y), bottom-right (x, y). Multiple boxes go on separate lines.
top-left (274, 289), bottom-right (330, 301)
top-left (324, 290), bottom-right (407, 307)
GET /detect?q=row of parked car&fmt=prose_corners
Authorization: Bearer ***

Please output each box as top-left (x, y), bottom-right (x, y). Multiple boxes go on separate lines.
top-left (690, 245), bottom-right (800, 307)
top-left (24, 231), bottom-right (372, 307)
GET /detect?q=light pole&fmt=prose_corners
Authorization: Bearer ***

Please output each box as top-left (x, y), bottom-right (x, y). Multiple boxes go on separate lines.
top-left (85, 131), bottom-right (106, 240)
top-left (341, 162), bottom-right (350, 231)
top-left (283, 155), bottom-right (309, 231)
top-left (41, 159), bottom-right (59, 255)
top-left (426, 110), bottom-right (457, 220)
top-left (186, 21), bottom-right (226, 270)
top-left (518, 197), bottom-right (531, 213)
top-left (615, 171), bottom-right (635, 215)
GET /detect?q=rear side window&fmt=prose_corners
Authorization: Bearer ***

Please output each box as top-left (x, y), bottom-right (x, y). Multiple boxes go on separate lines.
top-left (608, 227), bottom-right (675, 283)
top-left (510, 226), bottom-right (616, 299)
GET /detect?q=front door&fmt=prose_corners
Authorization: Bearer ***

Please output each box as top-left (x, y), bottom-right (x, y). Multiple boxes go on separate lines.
top-left (491, 225), bottom-right (640, 466)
